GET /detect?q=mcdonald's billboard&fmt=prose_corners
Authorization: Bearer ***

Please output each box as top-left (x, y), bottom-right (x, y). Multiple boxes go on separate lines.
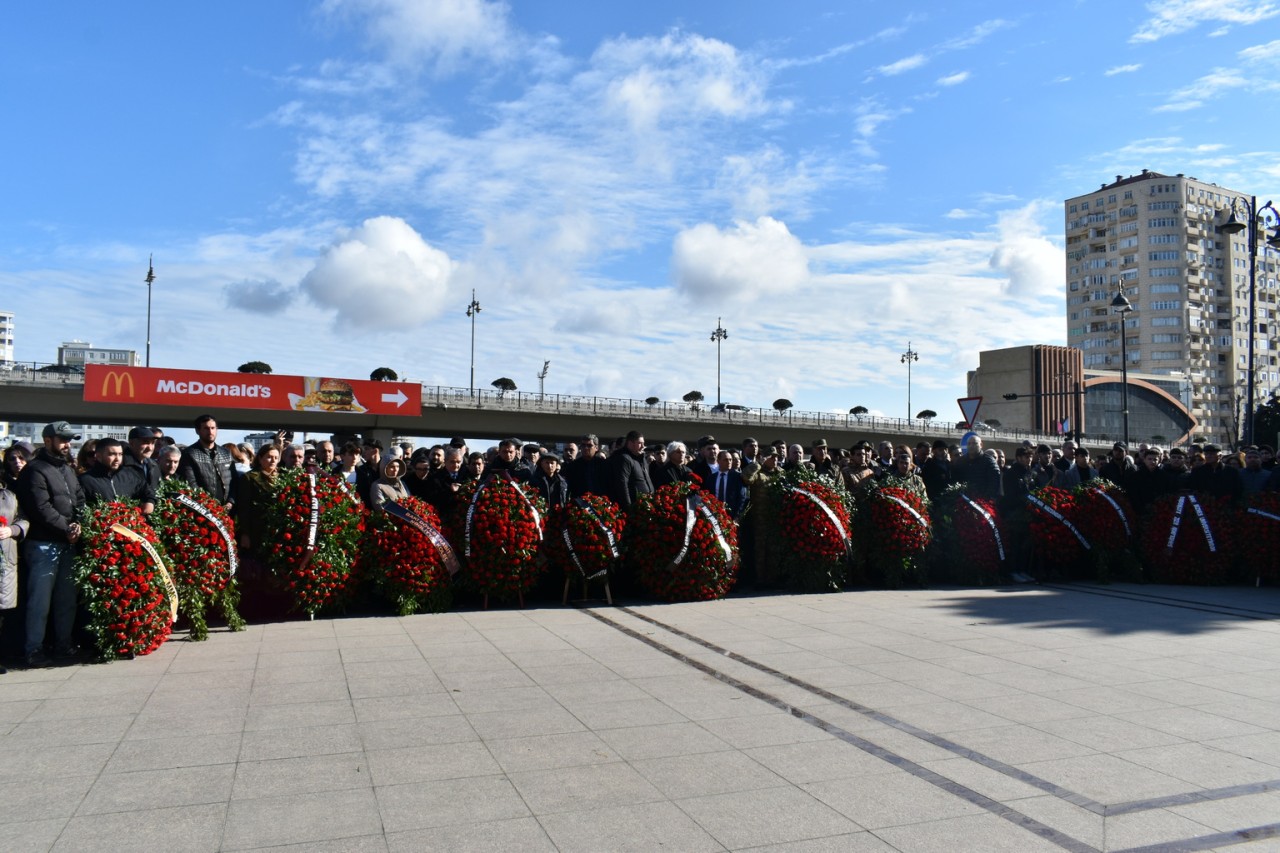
top-left (84, 365), bottom-right (421, 416)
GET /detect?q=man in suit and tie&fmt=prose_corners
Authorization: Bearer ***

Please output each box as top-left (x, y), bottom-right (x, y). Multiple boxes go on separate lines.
top-left (709, 449), bottom-right (745, 519)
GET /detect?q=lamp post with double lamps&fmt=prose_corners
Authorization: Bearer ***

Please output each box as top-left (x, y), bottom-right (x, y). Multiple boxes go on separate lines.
top-left (1110, 288), bottom-right (1134, 447)
top-left (710, 318), bottom-right (728, 407)
top-left (1219, 197), bottom-right (1280, 446)
top-left (900, 342), bottom-right (919, 422)
top-left (466, 289), bottom-right (481, 398)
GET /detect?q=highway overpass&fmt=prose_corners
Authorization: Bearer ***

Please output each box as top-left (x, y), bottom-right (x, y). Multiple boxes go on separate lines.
top-left (1, 369), bottom-right (1073, 451)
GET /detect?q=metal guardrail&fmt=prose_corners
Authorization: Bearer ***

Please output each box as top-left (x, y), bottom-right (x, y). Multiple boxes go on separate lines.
top-left (418, 385), bottom-right (1069, 445)
top-left (0, 361), bottom-right (1076, 445)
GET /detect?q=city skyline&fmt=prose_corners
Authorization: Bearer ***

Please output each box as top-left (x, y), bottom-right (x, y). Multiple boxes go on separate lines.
top-left (3, 1), bottom-right (1279, 423)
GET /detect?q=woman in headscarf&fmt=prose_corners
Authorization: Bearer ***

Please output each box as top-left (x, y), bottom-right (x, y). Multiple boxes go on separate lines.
top-left (371, 454), bottom-right (409, 512)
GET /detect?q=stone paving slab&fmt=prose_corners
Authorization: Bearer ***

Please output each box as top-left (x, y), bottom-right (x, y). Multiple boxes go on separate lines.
top-left (2, 583), bottom-right (1280, 851)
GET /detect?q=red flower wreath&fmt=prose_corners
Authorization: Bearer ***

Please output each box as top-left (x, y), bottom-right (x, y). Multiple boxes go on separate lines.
top-left (627, 482), bottom-right (739, 602)
top-left (932, 485), bottom-right (1005, 584)
top-left (1072, 479), bottom-right (1135, 552)
top-left (866, 486), bottom-right (932, 558)
top-left (1241, 491), bottom-right (1280, 582)
top-left (779, 480), bottom-right (852, 563)
top-left (74, 501), bottom-right (174, 658)
top-left (366, 495), bottom-right (456, 615)
top-left (150, 479), bottom-right (246, 640)
top-left (447, 474), bottom-right (548, 600)
top-left (1025, 486), bottom-right (1089, 567)
top-left (542, 495), bottom-right (626, 581)
top-left (1140, 492), bottom-right (1235, 584)
top-left (264, 468), bottom-right (366, 615)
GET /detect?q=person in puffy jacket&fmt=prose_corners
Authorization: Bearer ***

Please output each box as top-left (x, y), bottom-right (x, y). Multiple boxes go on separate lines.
top-left (15, 422), bottom-right (86, 668)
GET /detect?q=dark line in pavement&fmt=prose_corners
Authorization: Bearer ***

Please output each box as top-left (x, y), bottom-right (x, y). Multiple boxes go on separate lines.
top-left (1039, 583), bottom-right (1280, 622)
top-left (1106, 779), bottom-right (1280, 816)
top-left (576, 605), bottom-right (1101, 853)
top-left (618, 605), bottom-right (1109, 812)
top-left (1112, 821), bottom-right (1280, 852)
top-left (619, 605), bottom-right (1280, 821)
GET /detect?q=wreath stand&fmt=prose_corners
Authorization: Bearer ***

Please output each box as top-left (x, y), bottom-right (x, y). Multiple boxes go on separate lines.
top-left (563, 571), bottom-right (613, 606)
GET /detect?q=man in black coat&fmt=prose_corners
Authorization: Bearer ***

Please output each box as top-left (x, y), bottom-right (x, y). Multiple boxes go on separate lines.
top-left (563, 433), bottom-right (609, 497)
top-left (920, 440), bottom-right (952, 501)
top-left (1186, 444), bottom-right (1243, 503)
top-left (15, 421), bottom-right (86, 667)
top-left (80, 438), bottom-right (156, 513)
top-left (527, 452), bottom-right (570, 511)
top-left (608, 430), bottom-right (653, 512)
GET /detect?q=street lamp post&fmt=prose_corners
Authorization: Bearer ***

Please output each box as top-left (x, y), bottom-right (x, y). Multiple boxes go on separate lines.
top-left (1111, 288), bottom-right (1134, 447)
top-left (144, 256), bottom-right (155, 368)
top-left (900, 342), bottom-right (919, 422)
top-left (1220, 197), bottom-right (1280, 446)
top-left (710, 318), bottom-right (728, 407)
top-left (466, 289), bottom-right (481, 398)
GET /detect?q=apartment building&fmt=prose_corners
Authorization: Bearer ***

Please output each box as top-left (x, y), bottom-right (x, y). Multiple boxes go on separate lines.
top-left (1065, 169), bottom-right (1279, 444)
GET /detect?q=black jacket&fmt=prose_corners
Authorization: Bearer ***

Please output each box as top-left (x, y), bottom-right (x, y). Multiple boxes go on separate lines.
top-left (16, 447), bottom-right (85, 542)
top-left (527, 469), bottom-right (570, 511)
top-left (563, 455), bottom-right (609, 497)
top-left (608, 450), bottom-right (653, 511)
top-left (80, 463), bottom-right (156, 507)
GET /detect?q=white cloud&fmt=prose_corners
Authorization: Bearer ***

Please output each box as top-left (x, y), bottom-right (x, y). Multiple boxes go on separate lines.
top-left (945, 208), bottom-right (981, 219)
top-left (1105, 63), bottom-right (1142, 76)
top-left (320, 0), bottom-right (515, 73)
top-left (225, 279), bottom-right (292, 314)
top-left (878, 53), bottom-right (927, 76)
top-left (988, 202), bottom-right (1063, 299)
top-left (937, 71), bottom-right (970, 86)
top-left (1154, 41), bottom-right (1280, 110)
top-left (596, 30), bottom-right (775, 136)
top-left (299, 216), bottom-right (455, 328)
top-left (672, 216), bottom-right (809, 301)
top-left (1131, 0), bottom-right (1280, 43)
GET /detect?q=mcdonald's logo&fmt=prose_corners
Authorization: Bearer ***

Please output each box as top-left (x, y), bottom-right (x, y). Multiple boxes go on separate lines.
top-left (101, 370), bottom-right (135, 399)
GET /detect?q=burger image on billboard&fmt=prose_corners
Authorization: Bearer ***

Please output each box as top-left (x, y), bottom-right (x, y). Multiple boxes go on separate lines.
top-left (290, 377), bottom-right (366, 412)
top-left (318, 379), bottom-right (356, 411)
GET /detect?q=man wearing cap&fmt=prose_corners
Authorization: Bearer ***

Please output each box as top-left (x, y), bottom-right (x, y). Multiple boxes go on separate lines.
top-left (688, 436), bottom-right (719, 487)
top-left (842, 442), bottom-right (878, 493)
top-left (355, 437), bottom-right (384, 505)
top-left (15, 421), bottom-right (87, 667)
top-left (810, 440), bottom-right (838, 478)
top-left (743, 447), bottom-right (782, 585)
top-left (527, 451), bottom-right (570, 511)
top-left (1099, 443), bottom-right (1136, 488)
top-left (1187, 444), bottom-right (1243, 502)
top-left (80, 438), bottom-right (156, 514)
top-left (178, 414), bottom-right (234, 507)
top-left (920, 440), bottom-right (952, 501)
top-left (123, 426), bottom-right (161, 490)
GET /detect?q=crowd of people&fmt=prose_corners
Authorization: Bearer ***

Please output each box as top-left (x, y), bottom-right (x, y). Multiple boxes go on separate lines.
top-left (4, 411), bottom-right (1280, 671)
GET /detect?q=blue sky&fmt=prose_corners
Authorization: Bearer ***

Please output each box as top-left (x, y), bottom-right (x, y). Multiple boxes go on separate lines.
top-left (3, 0), bottom-right (1279, 426)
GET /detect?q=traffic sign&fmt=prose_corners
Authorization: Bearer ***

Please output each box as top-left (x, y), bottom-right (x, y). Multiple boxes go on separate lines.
top-left (957, 396), bottom-right (982, 426)
top-left (85, 365), bottom-right (421, 416)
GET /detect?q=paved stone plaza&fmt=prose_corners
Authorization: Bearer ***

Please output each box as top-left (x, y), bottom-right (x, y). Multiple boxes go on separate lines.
top-left (2, 583), bottom-right (1279, 852)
